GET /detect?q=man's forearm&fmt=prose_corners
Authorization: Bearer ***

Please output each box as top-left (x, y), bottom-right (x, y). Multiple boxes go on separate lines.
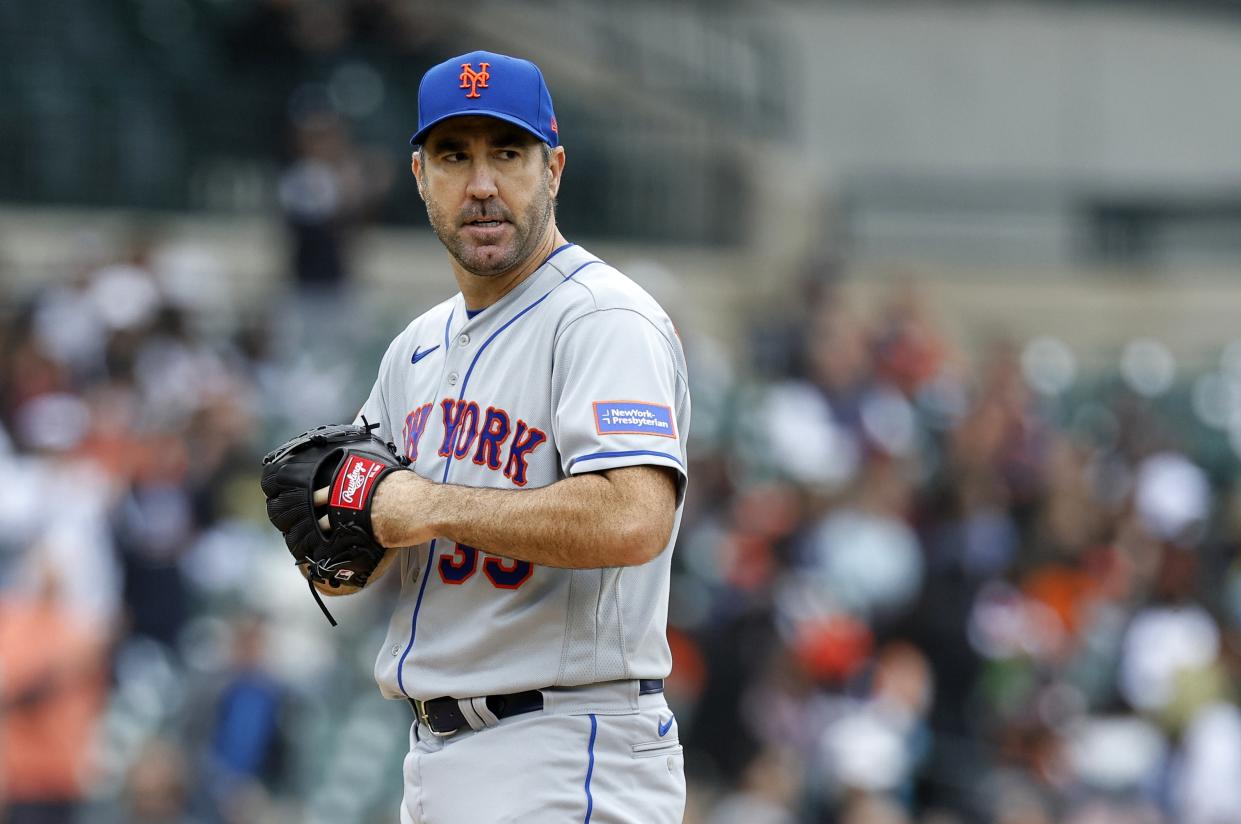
top-left (371, 467), bottom-right (676, 569)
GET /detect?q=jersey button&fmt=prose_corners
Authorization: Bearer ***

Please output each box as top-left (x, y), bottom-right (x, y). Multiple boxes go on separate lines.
top-left (391, 645), bottom-right (400, 656)
top-left (458, 333), bottom-right (470, 347)
top-left (447, 372), bottom-right (458, 386)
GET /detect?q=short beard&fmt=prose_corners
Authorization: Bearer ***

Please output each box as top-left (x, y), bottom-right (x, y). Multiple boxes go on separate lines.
top-left (423, 172), bottom-right (555, 278)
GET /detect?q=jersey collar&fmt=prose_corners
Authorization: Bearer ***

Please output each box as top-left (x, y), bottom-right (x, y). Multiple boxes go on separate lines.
top-left (449, 243), bottom-right (582, 335)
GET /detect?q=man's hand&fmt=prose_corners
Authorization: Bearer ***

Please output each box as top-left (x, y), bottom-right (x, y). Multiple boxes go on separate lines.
top-left (317, 471), bottom-right (439, 549)
top-left (260, 423), bottom-right (410, 623)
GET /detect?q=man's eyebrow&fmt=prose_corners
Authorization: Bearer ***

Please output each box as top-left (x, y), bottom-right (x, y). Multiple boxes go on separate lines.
top-left (488, 128), bottom-right (535, 148)
top-left (426, 129), bottom-right (535, 153)
top-left (427, 136), bottom-right (468, 153)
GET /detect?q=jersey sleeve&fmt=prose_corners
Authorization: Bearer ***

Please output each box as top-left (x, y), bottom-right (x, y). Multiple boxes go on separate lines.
top-left (551, 308), bottom-right (688, 494)
top-left (354, 340), bottom-right (396, 441)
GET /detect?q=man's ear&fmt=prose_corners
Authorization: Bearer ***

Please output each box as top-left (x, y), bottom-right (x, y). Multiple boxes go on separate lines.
top-left (411, 151), bottom-right (425, 201)
top-left (548, 146), bottom-right (566, 199)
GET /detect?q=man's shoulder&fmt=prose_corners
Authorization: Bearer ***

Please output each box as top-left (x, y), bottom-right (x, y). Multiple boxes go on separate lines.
top-left (548, 247), bottom-right (672, 327)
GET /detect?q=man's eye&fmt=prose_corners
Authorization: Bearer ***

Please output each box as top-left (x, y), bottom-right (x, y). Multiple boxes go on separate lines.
top-left (497, 150), bottom-right (519, 160)
top-left (442, 152), bottom-right (466, 163)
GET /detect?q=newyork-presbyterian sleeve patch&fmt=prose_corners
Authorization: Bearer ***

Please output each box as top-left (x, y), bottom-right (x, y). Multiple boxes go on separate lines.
top-left (592, 401), bottom-right (676, 438)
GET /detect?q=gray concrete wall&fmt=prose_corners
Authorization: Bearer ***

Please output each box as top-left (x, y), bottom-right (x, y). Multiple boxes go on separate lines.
top-left (775, 3), bottom-right (1241, 187)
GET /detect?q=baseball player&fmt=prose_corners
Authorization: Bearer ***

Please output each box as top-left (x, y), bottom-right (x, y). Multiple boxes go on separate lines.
top-left (264, 50), bottom-right (690, 822)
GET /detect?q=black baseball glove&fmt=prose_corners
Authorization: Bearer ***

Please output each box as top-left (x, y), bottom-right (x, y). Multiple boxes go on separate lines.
top-left (260, 421), bottom-right (408, 624)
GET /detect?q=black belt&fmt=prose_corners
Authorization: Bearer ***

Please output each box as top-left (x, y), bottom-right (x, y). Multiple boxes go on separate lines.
top-left (409, 679), bottom-right (664, 737)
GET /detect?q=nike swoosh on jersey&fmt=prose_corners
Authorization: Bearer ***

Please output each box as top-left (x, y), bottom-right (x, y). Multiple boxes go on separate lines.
top-left (411, 345), bottom-right (440, 365)
top-left (659, 713), bottom-right (675, 737)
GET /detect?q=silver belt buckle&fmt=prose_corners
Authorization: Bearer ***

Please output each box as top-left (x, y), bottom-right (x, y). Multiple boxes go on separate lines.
top-left (414, 699), bottom-right (456, 738)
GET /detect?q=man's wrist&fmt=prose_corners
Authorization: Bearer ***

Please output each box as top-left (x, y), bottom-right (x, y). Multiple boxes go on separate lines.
top-left (371, 470), bottom-right (439, 548)
top-left (371, 470), bottom-right (406, 547)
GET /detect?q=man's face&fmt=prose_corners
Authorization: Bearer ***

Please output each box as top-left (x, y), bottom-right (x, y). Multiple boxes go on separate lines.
top-left (414, 116), bottom-right (563, 277)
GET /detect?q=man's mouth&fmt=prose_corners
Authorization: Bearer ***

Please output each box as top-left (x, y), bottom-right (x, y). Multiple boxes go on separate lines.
top-left (467, 219), bottom-right (505, 227)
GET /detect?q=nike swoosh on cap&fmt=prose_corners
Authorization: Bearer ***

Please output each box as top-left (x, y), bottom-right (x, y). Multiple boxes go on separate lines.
top-left (659, 714), bottom-right (675, 737)
top-left (411, 345), bottom-right (440, 365)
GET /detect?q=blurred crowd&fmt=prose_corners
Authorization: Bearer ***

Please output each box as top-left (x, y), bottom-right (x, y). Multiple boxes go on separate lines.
top-left (672, 268), bottom-right (1241, 824)
top-left (3, 238), bottom-right (1241, 824)
top-left (0, 230), bottom-right (402, 824)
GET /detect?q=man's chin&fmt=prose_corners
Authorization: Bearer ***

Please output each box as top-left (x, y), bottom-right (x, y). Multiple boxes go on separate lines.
top-left (456, 245), bottom-right (520, 277)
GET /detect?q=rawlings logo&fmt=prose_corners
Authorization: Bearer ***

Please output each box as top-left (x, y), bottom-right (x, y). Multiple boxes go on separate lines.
top-left (459, 62), bottom-right (490, 99)
top-left (340, 461), bottom-right (371, 504)
top-left (331, 455), bottom-right (384, 511)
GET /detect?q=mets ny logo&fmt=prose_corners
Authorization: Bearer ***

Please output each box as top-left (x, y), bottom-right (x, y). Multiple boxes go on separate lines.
top-left (459, 62), bottom-right (490, 98)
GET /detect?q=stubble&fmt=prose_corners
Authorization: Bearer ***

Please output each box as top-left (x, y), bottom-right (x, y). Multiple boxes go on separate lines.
top-left (424, 173), bottom-right (555, 278)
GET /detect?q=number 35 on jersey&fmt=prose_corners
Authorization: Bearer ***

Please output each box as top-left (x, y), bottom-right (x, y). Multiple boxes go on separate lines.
top-left (438, 542), bottom-right (533, 589)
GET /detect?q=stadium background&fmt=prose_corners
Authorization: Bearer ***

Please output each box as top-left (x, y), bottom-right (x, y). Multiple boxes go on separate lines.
top-left (5, 1), bottom-right (1241, 822)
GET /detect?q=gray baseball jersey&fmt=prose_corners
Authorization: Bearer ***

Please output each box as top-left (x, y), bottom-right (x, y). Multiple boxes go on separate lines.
top-left (357, 243), bottom-right (690, 702)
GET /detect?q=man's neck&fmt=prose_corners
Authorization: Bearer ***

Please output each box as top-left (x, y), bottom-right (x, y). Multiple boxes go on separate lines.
top-left (452, 227), bottom-right (568, 312)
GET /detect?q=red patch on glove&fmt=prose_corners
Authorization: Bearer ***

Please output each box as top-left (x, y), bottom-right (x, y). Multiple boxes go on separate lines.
top-left (330, 455), bottom-right (385, 511)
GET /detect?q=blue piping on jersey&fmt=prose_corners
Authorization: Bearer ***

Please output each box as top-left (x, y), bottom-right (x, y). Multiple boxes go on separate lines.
top-left (442, 243), bottom-right (573, 342)
top-left (394, 303), bottom-right (454, 696)
top-left (397, 539), bottom-right (439, 696)
top-left (394, 248), bottom-right (597, 697)
top-left (568, 449), bottom-right (684, 471)
top-left (546, 242), bottom-right (575, 265)
top-left (584, 713), bottom-right (598, 823)
top-left (458, 258), bottom-right (600, 395)
top-left (442, 308), bottom-right (454, 351)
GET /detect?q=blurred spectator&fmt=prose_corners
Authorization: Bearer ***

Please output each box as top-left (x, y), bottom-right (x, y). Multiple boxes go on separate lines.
top-left (119, 738), bottom-right (200, 824)
top-left (188, 616), bottom-right (293, 824)
top-left (839, 793), bottom-right (913, 824)
top-left (0, 561), bottom-right (109, 824)
top-left (707, 746), bottom-right (800, 824)
top-left (1171, 701), bottom-right (1241, 824)
top-left (800, 461), bottom-right (924, 624)
top-left (3, 395), bottom-right (122, 630)
top-left (278, 111), bottom-right (393, 293)
top-left (112, 433), bottom-right (196, 650)
top-left (873, 282), bottom-right (951, 399)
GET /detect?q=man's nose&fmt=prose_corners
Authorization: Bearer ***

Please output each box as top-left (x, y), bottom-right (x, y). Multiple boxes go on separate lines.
top-left (465, 161), bottom-right (498, 200)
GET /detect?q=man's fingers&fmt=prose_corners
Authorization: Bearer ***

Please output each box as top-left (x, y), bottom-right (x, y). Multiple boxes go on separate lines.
top-left (315, 486), bottom-right (331, 531)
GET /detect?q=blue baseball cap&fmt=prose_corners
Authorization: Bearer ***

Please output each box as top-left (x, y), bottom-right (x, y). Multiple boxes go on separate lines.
top-left (410, 50), bottom-right (559, 148)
